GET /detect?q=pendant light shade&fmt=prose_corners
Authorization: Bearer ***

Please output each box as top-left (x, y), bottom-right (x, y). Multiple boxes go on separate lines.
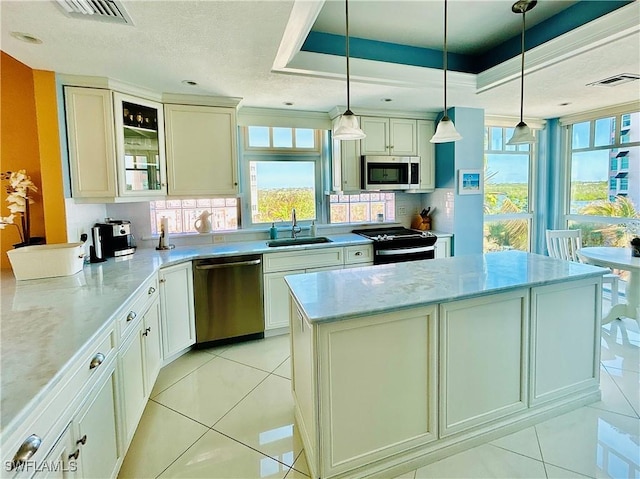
top-left (507, 0), bottom-right (537, 145)
top-left (431, 0), bottom-right (461, 144)
top-left (333, 0), bottom-right (366, 141)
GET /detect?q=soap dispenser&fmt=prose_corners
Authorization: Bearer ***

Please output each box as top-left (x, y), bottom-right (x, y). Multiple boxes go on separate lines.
top-left (310, 220), bottom-right (317, 237)
top-left (269, 223), bottom-right (278, 240)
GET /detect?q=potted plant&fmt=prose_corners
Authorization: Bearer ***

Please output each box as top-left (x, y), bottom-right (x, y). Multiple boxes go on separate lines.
top-left (0, 170), bottom-right (44, 247)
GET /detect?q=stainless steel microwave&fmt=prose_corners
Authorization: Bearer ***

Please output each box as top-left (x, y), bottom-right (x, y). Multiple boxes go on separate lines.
top-left (361, 156), bottom-right (420, 191)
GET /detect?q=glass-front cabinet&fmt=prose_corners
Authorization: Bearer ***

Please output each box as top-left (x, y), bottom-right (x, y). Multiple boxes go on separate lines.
top-left (113, 92), bottom-right (166, 197)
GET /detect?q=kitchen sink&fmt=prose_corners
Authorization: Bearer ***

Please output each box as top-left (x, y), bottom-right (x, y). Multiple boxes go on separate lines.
top-left (267, 237), bottom-right (333, 247)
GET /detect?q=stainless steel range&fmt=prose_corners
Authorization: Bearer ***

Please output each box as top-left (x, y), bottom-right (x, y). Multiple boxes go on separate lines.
top-left (352, 227), bottom-right (438, 264)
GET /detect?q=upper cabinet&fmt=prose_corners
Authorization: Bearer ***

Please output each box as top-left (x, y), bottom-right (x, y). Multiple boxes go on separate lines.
top-left (360, 117), bottom-right (417, 156)
top-left (64, 86), bottom-right (167, 201)
top-left (331, 116), bottom-right (362, 192)
top-left (65, 87), bottom-right (117, 199)
top-left (113, 92), bottom-right (167, 198)
top-left (164, 104), bottom-right (238, 196)
top-left (414, 120), bottom-right (436, 192)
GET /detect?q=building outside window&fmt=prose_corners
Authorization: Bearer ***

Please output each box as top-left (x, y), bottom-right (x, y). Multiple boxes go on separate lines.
top-left (483, 126), bottom-right (535, 252)
top-left (564, 111), bottom-right (640, 246)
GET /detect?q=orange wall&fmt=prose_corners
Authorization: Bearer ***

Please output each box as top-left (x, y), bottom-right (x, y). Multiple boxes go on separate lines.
top-left (0, 52), bottom-right (67, 269)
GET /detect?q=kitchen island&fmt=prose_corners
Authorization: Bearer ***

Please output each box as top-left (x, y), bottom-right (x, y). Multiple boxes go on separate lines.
top-left (285, 251), bottom-right (608, 479)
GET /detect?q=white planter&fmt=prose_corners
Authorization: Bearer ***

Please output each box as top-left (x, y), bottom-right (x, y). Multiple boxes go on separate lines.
top-left (7, 243), bottom-right (85, 280)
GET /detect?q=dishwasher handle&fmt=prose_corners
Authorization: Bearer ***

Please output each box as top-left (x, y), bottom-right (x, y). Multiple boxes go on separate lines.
top-left (195, 259), bottom-right (261, 270)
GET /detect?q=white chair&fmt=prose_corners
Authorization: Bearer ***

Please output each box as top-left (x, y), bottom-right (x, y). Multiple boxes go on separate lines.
top-left (546, 229), bottom-right (619, 306)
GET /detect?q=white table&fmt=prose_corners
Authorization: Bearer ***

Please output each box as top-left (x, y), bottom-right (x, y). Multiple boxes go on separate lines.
top-left (578, 247), bottom-right (640, 325)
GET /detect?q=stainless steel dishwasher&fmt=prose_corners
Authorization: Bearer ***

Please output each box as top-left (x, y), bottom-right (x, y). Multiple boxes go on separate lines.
top-left (193, 254), bottom-right (264, 347)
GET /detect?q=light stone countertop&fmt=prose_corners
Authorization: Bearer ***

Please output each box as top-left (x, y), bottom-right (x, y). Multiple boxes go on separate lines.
top-left (284, 250), bottom-right (609, 324)
top-left (0, 233), bottom-right (371, 437)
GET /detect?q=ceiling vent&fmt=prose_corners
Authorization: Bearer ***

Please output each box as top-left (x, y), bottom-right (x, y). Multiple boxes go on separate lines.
top-left (587, 74), bottom-right (640, 87)
top-left (53, 0), bottom-right (134, 25)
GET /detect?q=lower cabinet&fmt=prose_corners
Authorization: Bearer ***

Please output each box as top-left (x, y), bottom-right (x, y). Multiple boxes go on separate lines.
top-left (143, 298), bottom-right (163, 391)
top-left (159, 262), bottom-right (196, 359)
top-left (119, 320), bottom-right (147, 446)
top-left (31, 424), bottom-right (76, 479)
top-left (72, 362), bottom-right (120, 479)
top-left (435, 237), bottom-right (451, 258)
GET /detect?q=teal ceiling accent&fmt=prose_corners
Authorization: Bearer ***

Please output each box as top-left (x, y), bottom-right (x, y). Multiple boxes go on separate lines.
top-left (301, 0), bottom-right (632, 75)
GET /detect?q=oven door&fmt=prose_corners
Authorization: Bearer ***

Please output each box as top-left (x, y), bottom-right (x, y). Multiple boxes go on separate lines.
top-left (373, 244), bottom-right (436, 264)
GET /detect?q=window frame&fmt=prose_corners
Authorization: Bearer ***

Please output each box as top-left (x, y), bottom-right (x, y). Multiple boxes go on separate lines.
top-left (239, 127), bottom-right (327, 228)
top-left (562, 110), bottom-right (640, 229)
top-left (483, 126), bottom-right (537, 252)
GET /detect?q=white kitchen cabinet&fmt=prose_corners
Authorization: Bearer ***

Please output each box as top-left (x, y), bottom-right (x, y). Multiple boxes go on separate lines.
top-left (64, 87), bottom-right (117, 199)
top-left (64, 86), bottom-right (166, 201)
top-left (164, 104), bottom-right (238, 196)
top-left (71, 361), bottom-right (120, 479)
top-left (118, 319), bottom-right (146, 446)
top-left (435, 237), bottom-right (451, 258)
top-left (31, 424), bottom-right (76, 479)
top-left (439, 290), bottom-right (528, 437)
top-left (360, 117), bottom-right (417, 156)
top-left (414, 120), bottom-right (435, 191)
top-left (159, 262), bottom-right (196, 359)
top-left (142, 297), bottom-right (163, 391)
top-left (344, 244), bottom-right (373, 266)
top-left (113, 92), bottom-right (166, 198)
top-left (331, 116), bottom-right (362, 192)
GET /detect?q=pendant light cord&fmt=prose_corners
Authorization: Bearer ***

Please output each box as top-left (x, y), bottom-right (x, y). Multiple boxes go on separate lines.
top-left (443, 0), bottom-right (448, 114)
top-left (345, 0), bottom-right (351, 112)
top-left (519, 9), bottom-right (526, 123)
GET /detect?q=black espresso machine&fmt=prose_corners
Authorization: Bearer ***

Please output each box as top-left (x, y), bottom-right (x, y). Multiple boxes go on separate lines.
top-left (90, 219), bottom-right (136, 262)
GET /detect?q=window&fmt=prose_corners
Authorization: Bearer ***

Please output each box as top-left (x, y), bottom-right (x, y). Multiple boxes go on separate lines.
top-left (150, 198), bottom-right (239, 234)
top-left (241, 127), bottom-right (323, 227)
top-left (565, 111), bottom-right (639, 246)
top-left (329, 193), bottom-right (395, 223)
top-left (483, 126), bottom-right (534, 252)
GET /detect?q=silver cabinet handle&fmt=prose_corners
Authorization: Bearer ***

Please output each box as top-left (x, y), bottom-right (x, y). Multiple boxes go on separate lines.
top-left (148, 286), bottom-right (156, 294)
top-left (159, 278), bottom-right (166, 283)
top-left (89, 352), bottom-right (105, 370)
top-left (68, 449), bottom-right (80, 461)
top-left (126, 311), bottom-right (137, 322)
top-left (195, 259), bottom-right (261, 270)
top-left (355, 251), bottom-right (362, 256)
top-left (142, 327), bottom-right (151, 337)
top-left (11, 434), bottom-right (42, 470)
top-left (76, 434), bottom-right (87, 445)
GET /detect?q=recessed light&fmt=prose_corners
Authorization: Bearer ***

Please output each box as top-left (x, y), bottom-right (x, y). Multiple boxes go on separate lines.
top-left (10, 32), bottom-right (42, 44)
top-left (381, 98), bottom-right (393, 102)
top-left (284, 102), bottom-right (294, 106)
top-left (181, 80), bottom-right (197, 86)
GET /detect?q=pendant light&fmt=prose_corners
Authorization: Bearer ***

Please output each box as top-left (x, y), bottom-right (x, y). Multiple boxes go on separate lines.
top-left (430, 0), bottom-right (462, 143)
top-left (333, 0), bottom-right (366, 140)
top-left (507, 0), bottom-right (537, 145)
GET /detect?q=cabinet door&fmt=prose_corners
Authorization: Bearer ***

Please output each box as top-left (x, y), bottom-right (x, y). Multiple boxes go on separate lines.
top-left (360, 117), bottom-right (390, 155)
top-left (390, 119), bottom-right (417, 156)
top-left (74, 364), bottom-right (120, 479)
top-left (264, 271), bottom-right (293, 331)
top-left (143, 297), bottom-right (163, 392)
top-left (113, 92), bottom-right (166, 198)
top-left (331, 117), bottom-right (362, 192)
top-left (159, 262), bottom-right (196, 358)
top-left (32, 424), bottom-right (77, 479)
top-left (165, 104), bottom-right (238, 196)
top-left (119, 323), bottom-right (146, 444)
top-left (417, 120), bottom-right (435, 190)
top-left (64, 87), bottom-right (117, 198)
top-left (435, 237), bottom-right (451, 258)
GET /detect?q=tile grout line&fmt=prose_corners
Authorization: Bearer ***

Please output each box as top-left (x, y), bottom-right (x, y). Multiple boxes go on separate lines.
top-left (150, 353), bottom-right (218, 399)
top-left (533, 425), bottom-right (549, 479)
top-left (153, 428), bottom-right (210, 479)
top-left (488, 443), bottom-right (546, 466)
top-left (601, 364), bottom-right (640, 418)
top-left (149, 398), bottom-right (213, 429)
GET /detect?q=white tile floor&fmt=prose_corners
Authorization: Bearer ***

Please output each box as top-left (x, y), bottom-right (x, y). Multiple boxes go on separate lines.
top-left (118, 317), bottom-right (640, 479)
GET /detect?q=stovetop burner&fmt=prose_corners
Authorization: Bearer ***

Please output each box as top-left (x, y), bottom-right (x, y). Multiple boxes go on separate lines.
top-left (352, 227), bottom-right (436, 242)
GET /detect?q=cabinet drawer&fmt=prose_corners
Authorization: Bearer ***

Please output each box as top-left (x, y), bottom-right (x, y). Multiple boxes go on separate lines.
top-left (264, 248), bottom-right (343, 273)
top-left (118, 275), bottom-right (159, 339)
top-left (344, 245), bottom-right (373, 265)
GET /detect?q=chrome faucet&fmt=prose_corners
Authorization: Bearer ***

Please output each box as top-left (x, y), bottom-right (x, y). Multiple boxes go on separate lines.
top-left (291, 208), bottom-right (302, 238)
